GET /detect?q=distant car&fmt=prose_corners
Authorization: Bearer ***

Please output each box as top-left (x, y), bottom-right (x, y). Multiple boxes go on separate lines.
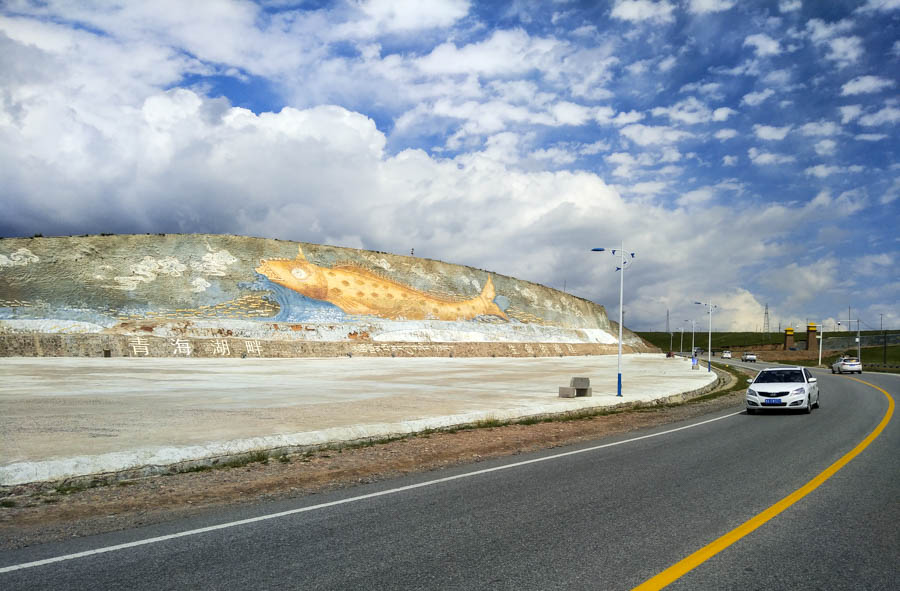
top-left (721, 350), bottom-right (732, 359)
top-left (832, 356), bottom-right (862, 374)
top-left (746, 366), bottom-right (819, 414)
top-left (741, 352), bottom-right (757, 362)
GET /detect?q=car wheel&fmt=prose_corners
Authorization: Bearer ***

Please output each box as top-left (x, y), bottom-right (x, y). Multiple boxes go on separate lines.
top-left (804, 396), bottom-right (812, 414)
top-left (858, 371), bottom-right (863, 374)
top-left (831, 367), bottom-right (835, 374)
top-left (813, 395), bottom-right (820, 409)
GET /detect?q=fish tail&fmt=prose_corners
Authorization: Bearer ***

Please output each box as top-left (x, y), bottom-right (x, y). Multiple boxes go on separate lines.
top-left (480, 276), bottom-right (508, 320)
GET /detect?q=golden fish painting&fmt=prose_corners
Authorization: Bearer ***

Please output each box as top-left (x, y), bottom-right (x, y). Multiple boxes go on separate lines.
top-left (256, 247), bottom-right (508, 321)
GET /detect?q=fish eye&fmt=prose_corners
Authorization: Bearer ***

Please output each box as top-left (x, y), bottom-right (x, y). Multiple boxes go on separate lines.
top-left (291, 267), bottom-right (307, 280)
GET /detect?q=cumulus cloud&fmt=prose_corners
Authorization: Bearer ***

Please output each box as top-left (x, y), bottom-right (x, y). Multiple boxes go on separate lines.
top-left (799, 120), bottom-right (842, 136)
top-left (714, 129), bottom-right (738, 140)
top-left (741, 89), bottom-right (774, 106)
top-left (814, 139), bottom-right (837, 155)
top-left (779, 0), bottom-right (802, 11)
top-left (610, 1), bottom-right (676, 24)
top-left (839, 105), bottom-right (863, 124)
top-left (805, 19), bottom-right (863, 68)
top-left (748, 148), bottom-right (795, 165)
top-left (620, 124), bottom-right (693, 145)
top-left (753, 124), bottom-right (792, 140)
top-left (687, 0), bottom-right (736, 14)
top-left (859, 106), bottom-right (900, 126)
top-left (743, 34), bottom-right (782, 57)
top-left (841, 75), bottom-right (896, 95)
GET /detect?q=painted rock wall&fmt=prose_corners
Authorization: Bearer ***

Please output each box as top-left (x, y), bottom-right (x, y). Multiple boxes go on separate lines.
top-left (0, 234), bottom-right (649, 357)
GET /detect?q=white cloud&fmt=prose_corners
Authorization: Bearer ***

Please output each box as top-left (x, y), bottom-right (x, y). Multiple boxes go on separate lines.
top-left (839, 105), bottom-right (863, 124)
top-left (722, 155), bottom-right (738, 166)
top-left (855, 133), bottom-right (888, 141)
top-left (841, 75), bottom-right (896, 95)
top-left (799, 120), bottom-right (842, 136)
top-left (339, 0), bottom-right (470, 36)
top-left (748, 148), bottom-right (795, 165)
top-left (611, 110), bottom-right (645, 126)
top-left (620, 124), bottom-right (693, 145)
top-left (753, 124), bottom-right (792, 140)
top-left (814, 139), bottom-right (837, 155)
top-left (628, 181), bottom-right (668, 195)
top-left (804, 165), bottom-right (843, 178)
top-left (677, 187), bottom-right (715, 206)
top-left (687, 0), bottom-right (736, 14)
top-left (743, 34), bottom-right (782, 57)
top-left (714, 128), bottom-right (738, 140)
top-left (881, 179), bottom-right (900, 205)
top-left (651, 97), bottom-right (716, 124)
top-left (712, 107), bottom-right (736, 121)
top-left (530, 147), bottom-right (577, 165)
top-left (856, 0), bottom-right (900, 13)
top-left (741, 88), bottom-right (774, 106)
top-left (859, 106), bottom-right (900, 126)
top-left (610, 1), bottom-right (676, 24)
top-left (679, 81), bottom-right (723, 97)
top-left (779, 0), bottom-right (801, 12)
top-left (804, 19), bottom-right (864, 68)
top-left (657, 55), bottom-right (677, 72)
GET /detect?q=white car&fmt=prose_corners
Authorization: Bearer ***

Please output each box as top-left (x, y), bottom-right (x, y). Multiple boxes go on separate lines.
top-left (721, 350), bottom-right (732, 359)
top-left (741, 352), bottom-right (757, 362)
top-left (832, 357), bottom-right (862, 374)
top-left (746, 366), bottom-right (819, 414)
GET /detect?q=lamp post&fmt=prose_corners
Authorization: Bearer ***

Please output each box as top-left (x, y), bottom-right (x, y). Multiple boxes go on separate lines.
top-left (592, 242), bottom-right (635, 397)
top-left (685, 319), bottom-right (695, 355)
top-left (694, 300), bottom-right (717, 372)
top-left (679, 326), bottom-right (684, 355)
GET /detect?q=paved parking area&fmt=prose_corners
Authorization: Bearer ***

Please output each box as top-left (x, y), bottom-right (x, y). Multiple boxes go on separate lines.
top-left (0, 354), bottom-right (715, 485)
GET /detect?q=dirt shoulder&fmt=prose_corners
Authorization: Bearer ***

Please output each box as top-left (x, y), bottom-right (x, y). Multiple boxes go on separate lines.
top-left (0, 382), bottom-right (747, 552)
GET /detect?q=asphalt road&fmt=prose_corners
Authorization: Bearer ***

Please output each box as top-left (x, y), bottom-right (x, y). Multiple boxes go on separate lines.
top-left (1, 369), bottom-right (896, 590)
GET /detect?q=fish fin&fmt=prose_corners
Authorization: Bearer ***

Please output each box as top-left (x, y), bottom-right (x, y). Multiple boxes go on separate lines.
top-left (480, 276), bottom-right (509, 320)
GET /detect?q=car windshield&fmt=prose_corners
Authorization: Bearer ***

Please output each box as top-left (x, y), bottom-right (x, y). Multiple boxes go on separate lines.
top-left (844, 358), bottom-right (860, 363)
top-left (754, 370), bottom-right (805, 383)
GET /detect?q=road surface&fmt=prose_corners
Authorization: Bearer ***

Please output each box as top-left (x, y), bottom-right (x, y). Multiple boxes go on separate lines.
top-left (1, 369), bottom-right (895, 590)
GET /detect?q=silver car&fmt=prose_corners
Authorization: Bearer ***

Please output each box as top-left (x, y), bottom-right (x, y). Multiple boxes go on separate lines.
top-left (832, 356), bottom-right (862, 374)
top-left (746, 367), bottom-right (819, 414)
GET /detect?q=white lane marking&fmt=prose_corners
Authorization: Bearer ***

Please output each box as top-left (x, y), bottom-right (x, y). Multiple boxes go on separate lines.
top-left (1, 411), bottom-right (743, 574)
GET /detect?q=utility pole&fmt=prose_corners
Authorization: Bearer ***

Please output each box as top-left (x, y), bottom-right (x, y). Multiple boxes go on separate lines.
top-left (763, 303), bottom-right (770, 334)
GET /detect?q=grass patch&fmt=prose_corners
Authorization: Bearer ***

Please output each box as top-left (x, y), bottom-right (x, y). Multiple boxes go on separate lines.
top-left (0, 499), bottom-right (16, 508)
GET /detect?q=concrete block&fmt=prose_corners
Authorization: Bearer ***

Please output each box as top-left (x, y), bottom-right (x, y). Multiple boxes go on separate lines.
top-left (570, 377), bottom-right (590, 388)
top-left (559, 385), bottom-right (592, 398)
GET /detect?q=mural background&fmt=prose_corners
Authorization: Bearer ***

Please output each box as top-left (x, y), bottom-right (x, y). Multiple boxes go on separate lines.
top-left (0, 234), bottom-right (648, 357)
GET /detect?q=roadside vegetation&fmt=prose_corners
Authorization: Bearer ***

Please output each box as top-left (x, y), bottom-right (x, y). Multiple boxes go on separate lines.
top-left (637, 331), bottom-right (900, 374)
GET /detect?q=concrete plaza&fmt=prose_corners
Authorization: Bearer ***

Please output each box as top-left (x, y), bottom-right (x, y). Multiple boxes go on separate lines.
top-left (0, 354), bottom-right (717, 486)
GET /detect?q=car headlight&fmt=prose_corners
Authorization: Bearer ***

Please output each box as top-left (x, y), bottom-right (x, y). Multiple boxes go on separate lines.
top-left (748, 388), bottom-right (758, 397)
top-left (790, 387), bottom-right (805, 396)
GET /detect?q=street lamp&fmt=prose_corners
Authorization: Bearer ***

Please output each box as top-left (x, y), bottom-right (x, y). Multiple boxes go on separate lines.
top-left (685, 320), bottom-right (695, 355)
top-left (592, 242), bottom-right (636, 397)
top-left (679, 326), bottom-right (684, 355)
top-left (694, 300), bottom-right (717, 372)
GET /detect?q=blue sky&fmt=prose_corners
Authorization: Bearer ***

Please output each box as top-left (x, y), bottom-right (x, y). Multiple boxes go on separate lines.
top-left (0, 0), bottom-right (897, 332)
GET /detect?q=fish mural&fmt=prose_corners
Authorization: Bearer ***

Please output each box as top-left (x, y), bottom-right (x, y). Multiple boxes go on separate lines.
top-left (256, 247), bottom-right (508, 321)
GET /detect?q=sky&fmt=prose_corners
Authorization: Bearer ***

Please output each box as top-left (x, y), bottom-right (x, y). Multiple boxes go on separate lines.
top-left (0, 0), bottom-right (898, 333)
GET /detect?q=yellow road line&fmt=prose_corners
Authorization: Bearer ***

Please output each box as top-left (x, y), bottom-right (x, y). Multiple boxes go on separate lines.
top-left (633, 378), bottom-right (894, 590)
